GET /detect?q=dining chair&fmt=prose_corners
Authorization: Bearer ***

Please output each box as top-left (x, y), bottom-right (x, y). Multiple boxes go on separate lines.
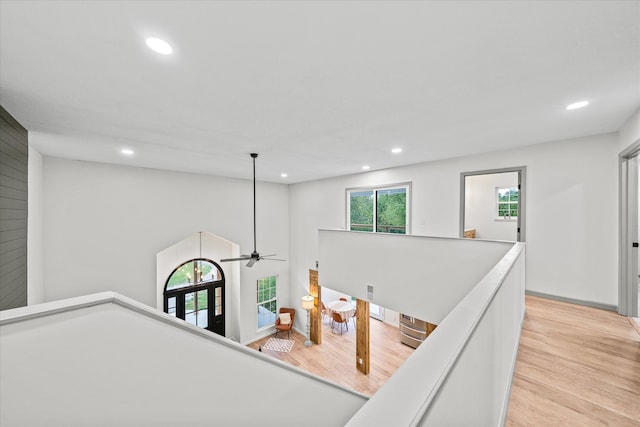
top-left (331, 311), bottom-right (348, 335)
top-left (321, 301), bottom-right (328, 323)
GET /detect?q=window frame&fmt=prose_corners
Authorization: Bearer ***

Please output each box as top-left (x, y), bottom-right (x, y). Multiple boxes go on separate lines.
top-left (346, 182), bottom-right (412, 234)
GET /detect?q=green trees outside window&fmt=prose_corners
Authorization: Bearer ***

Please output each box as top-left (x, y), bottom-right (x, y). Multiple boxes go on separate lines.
top-left (257, 275), bottom-right (277, 329)
top-left (350, 191), bottom-right (374, 232)
top-left (349, 185), bottom-right (409, 234)
top-left (166, 259), bottom-right (219, 290)
top-left (497, 187), bottom-right (519, 218)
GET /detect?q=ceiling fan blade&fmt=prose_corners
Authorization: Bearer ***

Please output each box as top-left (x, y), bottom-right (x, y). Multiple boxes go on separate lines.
top-left (262, 258), bottom-right (286, 262)
top-left (246, 258), bottom-right (257, 267)
top-left (220, 255), bottom-right (250, 262)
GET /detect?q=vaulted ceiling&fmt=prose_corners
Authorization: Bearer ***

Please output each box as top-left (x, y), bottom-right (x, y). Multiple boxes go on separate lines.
top-left (1, 1), bottom-right (638, 183)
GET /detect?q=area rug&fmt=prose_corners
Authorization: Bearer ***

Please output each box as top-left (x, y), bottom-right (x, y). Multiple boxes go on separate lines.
top-left (262, 338), bottom-right (295, 352)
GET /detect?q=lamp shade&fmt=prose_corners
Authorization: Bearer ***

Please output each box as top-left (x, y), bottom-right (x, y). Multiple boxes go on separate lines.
top-left (301, 295), bottom-right (314, 311)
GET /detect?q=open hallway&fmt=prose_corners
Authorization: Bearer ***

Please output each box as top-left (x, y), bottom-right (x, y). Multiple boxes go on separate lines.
top-left (507, 295), bottom-right (640, 426)
top-left (248, 295), bottom-right (640, 425)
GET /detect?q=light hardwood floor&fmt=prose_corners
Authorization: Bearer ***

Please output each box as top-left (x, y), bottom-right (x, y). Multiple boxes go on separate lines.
top-left (247, 314), bottom-right (415, 396)
top-left (506, 295), bottom-right (640, 426)
top-left (247, 296), bottom-right (640, 425)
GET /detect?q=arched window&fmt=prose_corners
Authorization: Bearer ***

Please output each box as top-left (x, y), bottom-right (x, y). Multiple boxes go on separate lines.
top-left (164, 258), bottom-right (225, 337)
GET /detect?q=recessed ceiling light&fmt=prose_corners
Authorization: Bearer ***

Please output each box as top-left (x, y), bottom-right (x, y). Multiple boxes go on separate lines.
top-left (281, 173), bottom-right (288, 178)
top-left (566, 100), bottom-right (589, 110)
top-left (146, 37), bottom-right (172, 55)
top-left (120, 148), bottom-right (134, 156)
top-left (362, 165), bottom-right (370, 170)
top-left (391, 147), bottom-right (402, 154)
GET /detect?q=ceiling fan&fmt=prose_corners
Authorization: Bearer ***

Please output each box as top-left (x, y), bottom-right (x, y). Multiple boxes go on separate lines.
top-left (220, 153), bottom-right (285, 267)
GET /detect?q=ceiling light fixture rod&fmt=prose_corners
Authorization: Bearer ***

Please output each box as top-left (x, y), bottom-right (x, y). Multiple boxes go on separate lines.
top-left (251, 153), bottom-right (258, 255)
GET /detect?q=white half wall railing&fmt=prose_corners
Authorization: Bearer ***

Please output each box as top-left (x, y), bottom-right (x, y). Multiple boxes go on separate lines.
top-left (0, 292), bottom-right (368, 426)
top-left (318, 230), bottom-right (515, 323)
top-left (318, 230), bottom-right (525, 426)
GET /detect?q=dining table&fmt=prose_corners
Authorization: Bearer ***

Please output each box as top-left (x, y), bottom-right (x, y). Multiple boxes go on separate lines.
top-left (326, 300), bottom-right (355, 321)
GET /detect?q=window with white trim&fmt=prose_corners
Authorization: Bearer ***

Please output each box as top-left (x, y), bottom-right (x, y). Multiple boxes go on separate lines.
top-left (496, 187), bottom-right (519, 220)
top-left (257, 275), bottom-right (277, 329)
top-left (347, 184), bottom-right (410, 234)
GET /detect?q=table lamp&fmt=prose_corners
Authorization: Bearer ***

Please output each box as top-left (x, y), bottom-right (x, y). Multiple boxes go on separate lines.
top-left (301, 295), bottom-right (314, 347)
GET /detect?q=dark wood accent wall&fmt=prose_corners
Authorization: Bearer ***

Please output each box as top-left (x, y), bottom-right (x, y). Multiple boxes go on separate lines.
top-left (0, 106), bottom-right (28, 310)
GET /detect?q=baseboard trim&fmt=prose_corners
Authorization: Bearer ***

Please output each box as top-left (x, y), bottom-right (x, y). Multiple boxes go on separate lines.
top-left (525, 290), bottom-right (617, 312)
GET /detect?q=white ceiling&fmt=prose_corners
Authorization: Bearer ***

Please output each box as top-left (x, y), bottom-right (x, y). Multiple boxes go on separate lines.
top-left (1, 1), bottom-right (639, 183)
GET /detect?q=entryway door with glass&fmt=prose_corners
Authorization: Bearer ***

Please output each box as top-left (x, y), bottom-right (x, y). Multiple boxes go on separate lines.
top-left (164, 258), bottom-right (225, 337)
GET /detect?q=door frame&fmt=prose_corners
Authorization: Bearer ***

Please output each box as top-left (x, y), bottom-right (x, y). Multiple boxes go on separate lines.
top-left (460, 166), bottom-right (527, 242)
top-left (619, 138), bottom-right (640, 317)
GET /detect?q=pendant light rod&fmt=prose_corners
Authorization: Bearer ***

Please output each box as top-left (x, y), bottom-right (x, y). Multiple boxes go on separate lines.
top-left (251, 153), bottom-right (258, 254)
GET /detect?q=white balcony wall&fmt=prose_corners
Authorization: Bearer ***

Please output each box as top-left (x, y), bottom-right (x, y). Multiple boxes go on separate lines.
top-left (318, 230), bottom-right (512, 323)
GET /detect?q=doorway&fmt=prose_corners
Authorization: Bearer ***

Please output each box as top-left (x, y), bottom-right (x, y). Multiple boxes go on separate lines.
top-left (164, 258), bottom-right (225, 336)
top-left (619, 140), bottom-right (640, 318)
top-left (460, 167), bottom-right (526, 242)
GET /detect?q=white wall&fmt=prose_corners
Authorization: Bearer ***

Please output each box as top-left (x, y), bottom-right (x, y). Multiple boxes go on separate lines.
top-left (41, 157), bottom-right (290, 343)
top-left (464, 172), bottom-right (518, 241)
top-left (291, 132), bottom-right (619, 307)
top-left (34, 129), bottom-right (624, 334)
top-left (618, 108), bottom-right (640, 151)
top-left (27, 146), bottom-right (44, 305)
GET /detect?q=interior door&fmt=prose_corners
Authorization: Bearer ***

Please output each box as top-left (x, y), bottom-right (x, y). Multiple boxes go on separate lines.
top-left (619, 149), bottom-right (640, 317)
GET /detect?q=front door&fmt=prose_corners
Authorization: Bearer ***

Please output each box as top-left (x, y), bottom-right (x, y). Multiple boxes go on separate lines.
top-left (164, 258), bottom-right (225, 337)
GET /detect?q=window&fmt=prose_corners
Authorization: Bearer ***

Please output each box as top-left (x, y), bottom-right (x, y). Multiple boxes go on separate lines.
top-left (497, 187), bottom-right (519, 220)
top-left (164, 258), bottom-right (225, 336)
top-left (347, 184), bottom-right (410, 234)
top-left (257, 275), bottom-right (277, 329)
